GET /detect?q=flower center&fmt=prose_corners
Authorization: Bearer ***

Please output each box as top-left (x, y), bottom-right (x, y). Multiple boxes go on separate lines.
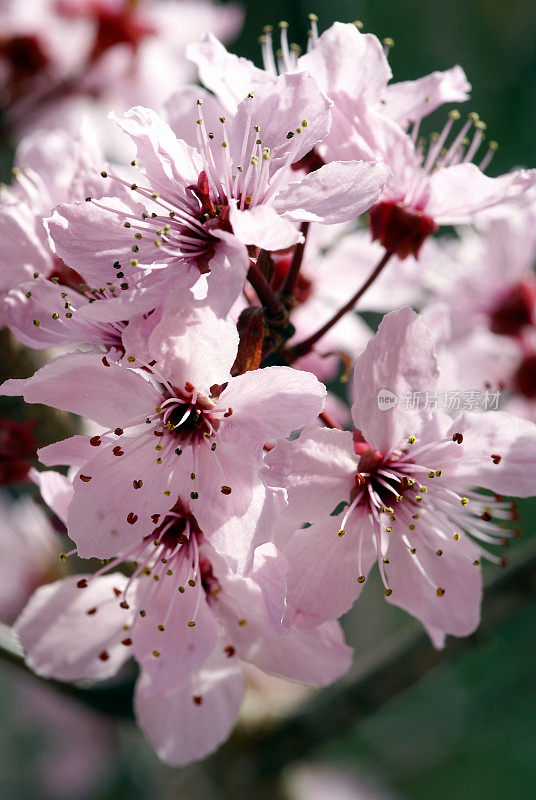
top-left (513, 353), bottom-right (536, 399)
top-left (489, 280), bottom-right (536, 336)
top-left (335, 430), bottom-right (513, 592)
top-left (158, 384), bottom-right (220, 446)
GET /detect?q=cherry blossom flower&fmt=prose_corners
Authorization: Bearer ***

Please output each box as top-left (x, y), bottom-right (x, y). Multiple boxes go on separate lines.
top-left (186, 22), bottom-right (469, 126)
top-left (362, 111), bottom-right (535, 259)
top-left (0, 123), bottom-right (106, 299)
top-left (14, 493), bottom-right (351, 766)
top-left (2, 293), bottom-right (326, 570)
top-left (47, 75), bottom-right (390, 320)
top-left (419, 200), bottom-right (536, 419)
top-left (265, 307), bottom-right (536, 647)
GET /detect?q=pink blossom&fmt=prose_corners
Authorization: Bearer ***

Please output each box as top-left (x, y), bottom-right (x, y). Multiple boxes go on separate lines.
top-left (47, 76), bottom-right (389, 319)
top-left (2, 294), bottom-right (326, 570)
top-left (0, 123), bottom-right (106, 292)
top-left (265, 307), bottom-right (536, 647)
top-left (187, 22), bottom-right (468, 124)
top-left (15, 522), bottom-right (351, 765)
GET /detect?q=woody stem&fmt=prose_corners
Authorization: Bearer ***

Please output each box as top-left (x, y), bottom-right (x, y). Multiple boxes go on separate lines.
top-left (283, 251), bottom-right (393, 363)
top-left (247, 261), bottom-right (284, 317)
top-left (280, 221), bottom-right (310, 298)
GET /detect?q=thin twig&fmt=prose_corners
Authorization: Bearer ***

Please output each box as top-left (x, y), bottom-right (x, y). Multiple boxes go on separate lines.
top-left (247, 262), bottom-right (284, 317)
top-left (284, 251), bottom-right (392, 363)
top-left (280, 221), bottom-right (310, 298)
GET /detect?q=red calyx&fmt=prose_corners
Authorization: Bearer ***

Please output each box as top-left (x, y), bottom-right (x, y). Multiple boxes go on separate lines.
top-left (271, 253), bottom-right (312, 305)
top-left (513, 353), bottom-right (536, 399)
top-left (489, 280), bottom-right (536, 336)
top-left (369, 201), bottom-right (437, 260)
top-left (0, 418), bottom-right (37, 485)
top-left (0, 34), bottom-right (50, 77)
top-left (88, 2), bottom-right (156, 62)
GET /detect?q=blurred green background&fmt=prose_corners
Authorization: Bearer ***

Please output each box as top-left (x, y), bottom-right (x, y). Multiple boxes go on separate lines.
top-left (2, 1), bottom-right (536, 799)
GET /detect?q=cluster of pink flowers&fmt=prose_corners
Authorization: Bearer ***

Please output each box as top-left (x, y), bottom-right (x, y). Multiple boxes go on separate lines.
top-left (2, 13), bottom-right (536, 766)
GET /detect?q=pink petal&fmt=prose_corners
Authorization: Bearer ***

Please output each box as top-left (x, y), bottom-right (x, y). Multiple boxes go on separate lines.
top-left (0, 202), bottom-right (52, 291)
top-left (38, 435), bottom-right (97, 468)
top-left (382, 66), bottom-right (471, 128)
top-left (113, 106), bottom-right (203, 196)
top-left (131, 565), bottom-right (218, 695)
top-left (1, 352), bottom-right (160, 429)
top-left (5, 280), bottom-right (104, 350)
top-left (274, 160), bottom-right (391, 224)
top-left (146, 290), bottom-right (238, 390)
top-left (134, 641), bottom-right (243, 766)
top-left (219, 366), bottom-right (326, 445)
top-left (230, 72), bottom-right (332, 169)
top-left (351, 307), bottom-right (440, 451)
top-left (67, 441), bottom-right (178, 559)
top-left (206, 231), bottom-right (250, 317)
top-left (298, 22), bottom-right (391, 103)
top-left (264, 426), bottom-right (356, 545)
top-left (239, 619), bottom-right (353, 686)
top-left (229, 204), bottom-right (301, 250)
top-left (199, 482), bottom-right (278, 575)
top-left (446, 411), bottom-right (536, 497)
top-left (14, 575), bottom-right (133, 682)
top-left (385, 528), bottom-right (482, 645)
top-left (283, 510), bottom-right (376, 628)
top-left (427, 164), bottom-right (536, 224)
top-left (186, 32), bottom-right (270, 113)
top-left (29, 467), bottom-right (73, 526)
top-left (46, 196), bottom-right (148, 284)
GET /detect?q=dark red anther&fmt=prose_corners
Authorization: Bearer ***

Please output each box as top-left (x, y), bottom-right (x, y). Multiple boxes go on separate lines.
top-left (127, 512), bottom-right (138, 525)
top-left (98, 650), bottom-right (110, 661)
top-left (89, 435), bottom-right (101, 447)
top-left (193, 696), bottom-right (203, 705)
top-left (77, 579), bottom-right (88, 589)
top-left (369, 201), bottom-right (437, 259)
top-left (491, 454), bottom-right (502, 464)
top-left (112, 445), bottom-right (124, 456)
